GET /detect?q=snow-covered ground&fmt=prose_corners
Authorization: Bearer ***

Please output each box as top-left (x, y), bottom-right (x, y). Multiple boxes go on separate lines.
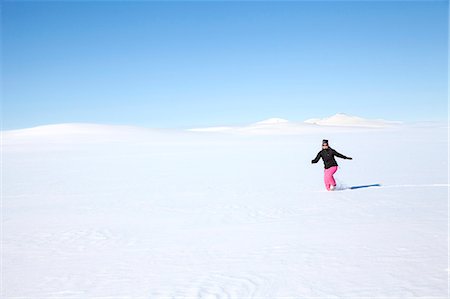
top-left (2, 117), bottom-right (448, 298)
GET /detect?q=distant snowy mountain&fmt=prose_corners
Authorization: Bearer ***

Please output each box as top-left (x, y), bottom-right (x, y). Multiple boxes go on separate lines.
top-left (188, 118), bottom-right (302, 135)
top-left (253, 118), bottom-right (289, 125)
top-left (188, 126), bottom-right (234, 133)
top-left (2, 123), bottom-right (165, 146)
top-left (188, 113), bottom-right (402, 134)
top-left (188, 119), bottom-right (290, 133)
top-left (304, 113), bottom-right (402, 128)
top-left (3, 123), bottom-right (146, 136)
top-left (2, 114), bottom-right (402, 142)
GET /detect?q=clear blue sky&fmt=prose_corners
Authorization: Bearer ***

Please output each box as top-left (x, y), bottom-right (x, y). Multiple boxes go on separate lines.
top-left (2, 1), bottom-right (448, 130)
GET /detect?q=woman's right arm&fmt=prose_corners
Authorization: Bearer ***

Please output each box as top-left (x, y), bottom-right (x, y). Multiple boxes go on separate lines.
top-left (311, 152), bottom-right (321, 164)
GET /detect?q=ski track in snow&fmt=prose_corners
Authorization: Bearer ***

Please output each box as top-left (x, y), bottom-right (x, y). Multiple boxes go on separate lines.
top-left (382, 183), bottom-right (449, 188)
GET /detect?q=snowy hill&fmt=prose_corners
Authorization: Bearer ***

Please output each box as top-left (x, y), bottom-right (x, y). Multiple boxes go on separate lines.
top-left (2, 123), bottom-right (155, 137)
top-left (4, 114), bottom-right (401, 142)
top-left (3, 123), bottom-right (147, 140)
top-left (188, 113), bottom-right (402, 134)
top-left (304, 113), bottom-right (402, 127)
top-left (2, 123), bottom-right (186, 147)
top-left (253, 118), bottom-right (290, 125)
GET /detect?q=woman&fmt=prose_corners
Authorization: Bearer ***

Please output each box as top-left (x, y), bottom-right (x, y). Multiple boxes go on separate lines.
top-left (311, 139), bottom-right (352, 191)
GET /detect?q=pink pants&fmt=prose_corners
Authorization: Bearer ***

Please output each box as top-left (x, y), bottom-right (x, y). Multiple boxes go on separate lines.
top-left (324, 166), bottom-right (338, 191)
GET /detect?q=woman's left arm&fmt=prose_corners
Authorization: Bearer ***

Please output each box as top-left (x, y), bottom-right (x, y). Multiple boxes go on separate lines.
top-left (333, 149), bottom-right (352, 160)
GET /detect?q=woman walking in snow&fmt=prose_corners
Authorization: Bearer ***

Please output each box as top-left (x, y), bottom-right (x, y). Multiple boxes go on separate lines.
top-left (311, 139), bottom-right (352, 191)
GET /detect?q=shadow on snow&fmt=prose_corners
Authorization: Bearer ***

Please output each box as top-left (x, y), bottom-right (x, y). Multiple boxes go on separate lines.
top-left (349, 184), bottom-right (382, 190)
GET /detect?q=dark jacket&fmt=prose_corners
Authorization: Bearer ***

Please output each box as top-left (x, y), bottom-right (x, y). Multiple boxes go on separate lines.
top-left (311, 147), bottom-right (351, 169)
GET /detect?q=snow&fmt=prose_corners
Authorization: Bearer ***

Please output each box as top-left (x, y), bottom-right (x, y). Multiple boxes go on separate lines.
top-left (304, 113), bottom-right (402, 128)
top-left (188, 114), bottom-right (402, 135)
top-left (2, 120), bottom-right (448, 298)
top-left (187, 126), bottom-right (234, 133)
top-left (253, 118), bottom-right (289, 125)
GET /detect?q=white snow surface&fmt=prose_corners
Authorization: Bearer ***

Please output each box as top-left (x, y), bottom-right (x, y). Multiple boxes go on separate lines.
top-left (2, 121), bottom-right (448, 298)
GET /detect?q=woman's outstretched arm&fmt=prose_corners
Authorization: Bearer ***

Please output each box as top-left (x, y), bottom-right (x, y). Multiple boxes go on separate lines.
top-left (311, 152), bottom-right (321, 164)
top-left (333, 149), bottom-right (352, 160)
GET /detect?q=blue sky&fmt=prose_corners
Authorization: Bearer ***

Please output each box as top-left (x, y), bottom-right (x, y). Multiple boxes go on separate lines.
top-left (2, 1), bottom-right (448, 130)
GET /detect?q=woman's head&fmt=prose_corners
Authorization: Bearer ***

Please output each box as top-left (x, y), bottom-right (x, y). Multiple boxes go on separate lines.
top-left (322, 139), bottom-right (329, 148)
